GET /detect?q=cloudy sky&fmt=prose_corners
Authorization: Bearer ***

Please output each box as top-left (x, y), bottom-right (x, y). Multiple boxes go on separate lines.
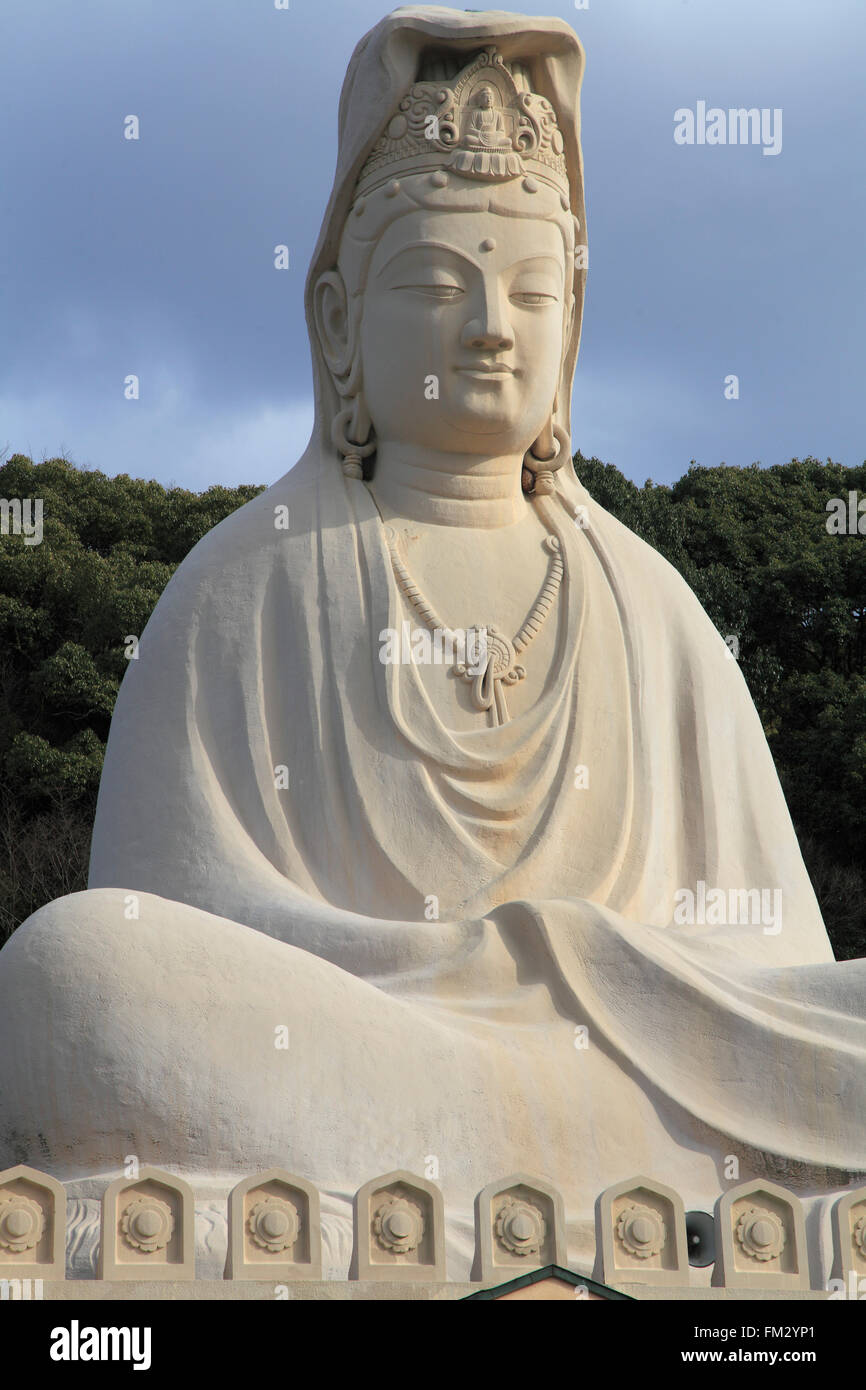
top-left (2, 0), bottom-right (863, 491)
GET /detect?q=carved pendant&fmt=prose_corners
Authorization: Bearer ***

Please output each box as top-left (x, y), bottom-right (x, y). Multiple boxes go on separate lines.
top-left (455, 625), bottom-right (526, 727)
top-left (382, 517), bottom-right (564, 730)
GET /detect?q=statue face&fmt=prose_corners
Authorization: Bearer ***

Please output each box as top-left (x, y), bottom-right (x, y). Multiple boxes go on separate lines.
top-left (358, 205), bottom-right (568, 457)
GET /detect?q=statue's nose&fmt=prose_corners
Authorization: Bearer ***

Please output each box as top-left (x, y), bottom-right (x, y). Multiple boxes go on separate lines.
top-left (461, 315), bottom-right (514, 351)
top-left (461, 282), bottom-right (514, 351)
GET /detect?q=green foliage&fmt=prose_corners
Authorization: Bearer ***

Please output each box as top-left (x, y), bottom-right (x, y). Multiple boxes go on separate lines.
top-left (1, 451), bottom-right (864, 961)
top-left (5, 729), bottom-right (104, 804)
top-left (0, 455), bottom-right (264, 940)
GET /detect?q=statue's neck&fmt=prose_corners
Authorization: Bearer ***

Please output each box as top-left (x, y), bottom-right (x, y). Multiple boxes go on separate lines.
top-left (366, 444), bottom-right (527, 529)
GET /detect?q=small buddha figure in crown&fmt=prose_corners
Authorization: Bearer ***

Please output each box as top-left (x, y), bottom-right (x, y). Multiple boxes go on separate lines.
top-left (465, 84), bottom-right (513, 148)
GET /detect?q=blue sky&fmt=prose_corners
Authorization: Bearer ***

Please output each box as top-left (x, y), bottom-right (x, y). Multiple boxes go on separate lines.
top-left (1, 0), bottom-right (863, 491)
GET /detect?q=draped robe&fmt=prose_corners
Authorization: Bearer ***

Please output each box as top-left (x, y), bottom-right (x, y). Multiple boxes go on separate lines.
top-left (86, 447), bottom-right (866, 1173)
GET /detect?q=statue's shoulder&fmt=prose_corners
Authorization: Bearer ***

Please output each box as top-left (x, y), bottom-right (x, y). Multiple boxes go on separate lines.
top-left (580, 491), bottom-right (729, 646)
top-left (139, 464), bottom-right (323, 646)
top-left (163, 464), bottom-right (320, 597)
top-left (586, 497), bottom-right (683, 582)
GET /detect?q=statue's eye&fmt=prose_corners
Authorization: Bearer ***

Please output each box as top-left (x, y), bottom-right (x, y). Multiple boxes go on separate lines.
top-left (510, 291), bottom-right (557, 306)
top-left (393, 283), bottom-right (464, 299)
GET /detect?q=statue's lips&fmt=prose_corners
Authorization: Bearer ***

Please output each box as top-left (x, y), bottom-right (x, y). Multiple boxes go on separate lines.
top-left (455, 363), bottom-right (515, 378)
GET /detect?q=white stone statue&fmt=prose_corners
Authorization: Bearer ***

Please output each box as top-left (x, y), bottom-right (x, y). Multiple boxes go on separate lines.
top-left (0, 6), bottom-right (864, 1278)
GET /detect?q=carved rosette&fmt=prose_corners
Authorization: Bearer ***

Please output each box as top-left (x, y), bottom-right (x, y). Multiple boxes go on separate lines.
top-left (735, 1207), bottom-right (786, 1262)
top-left (494, 1196), bottom-right (546, 1258)
top-left (371, 1194), bottom-right (425, 1254)
top-left (247, 1196), bottom-right (301, 1254)
top-left (120, 1195), bottom-right (174, 1254)
top-left (616, 1203), bottom-right (666, 1260)
top-left (0, 1195), bottom-right (44, 1253)
top-left (853, 1215), bottom-right (866, 1258)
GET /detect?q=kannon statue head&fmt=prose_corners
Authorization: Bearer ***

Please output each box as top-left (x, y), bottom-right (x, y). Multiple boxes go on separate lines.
top-left (308, 19), bottom-right (587, 499)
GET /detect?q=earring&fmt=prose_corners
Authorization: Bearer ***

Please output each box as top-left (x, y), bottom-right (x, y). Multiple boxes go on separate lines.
top-left (332, 406), bottom-right (375, 480)
top-left (524, 422), bottom-right (566, 496)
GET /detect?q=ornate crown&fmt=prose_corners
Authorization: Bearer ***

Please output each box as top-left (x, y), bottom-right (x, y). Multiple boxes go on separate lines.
top-left (354, 47), bottom-right (569, 199)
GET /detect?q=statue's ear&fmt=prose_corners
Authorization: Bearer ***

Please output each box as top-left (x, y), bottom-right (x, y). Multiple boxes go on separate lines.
top-left (314, 269), bottom-right (352, 377)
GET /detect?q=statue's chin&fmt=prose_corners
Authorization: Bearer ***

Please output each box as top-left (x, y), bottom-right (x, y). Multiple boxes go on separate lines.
top-left (388, 411), bottom-right (539, 453)
top-left (439, 381), bottom-right (528, 437)
top-left (369, 379), bottom-right (544, 451)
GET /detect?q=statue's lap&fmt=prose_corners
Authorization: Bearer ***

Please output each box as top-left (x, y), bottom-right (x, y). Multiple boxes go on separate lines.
top-left (0, 887), bottom-right (711, 1210)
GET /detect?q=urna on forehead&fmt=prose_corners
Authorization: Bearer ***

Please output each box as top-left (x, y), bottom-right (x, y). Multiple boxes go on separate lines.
top-left (338, 45), bottom-right (580, 291)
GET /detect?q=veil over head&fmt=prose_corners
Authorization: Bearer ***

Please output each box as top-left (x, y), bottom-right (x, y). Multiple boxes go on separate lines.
top-left (302, 6), bottom-right (588, 467)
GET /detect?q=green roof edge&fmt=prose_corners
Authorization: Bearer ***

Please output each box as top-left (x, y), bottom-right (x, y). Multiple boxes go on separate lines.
top-left (461, 1263), bottom-right (636, 1301)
